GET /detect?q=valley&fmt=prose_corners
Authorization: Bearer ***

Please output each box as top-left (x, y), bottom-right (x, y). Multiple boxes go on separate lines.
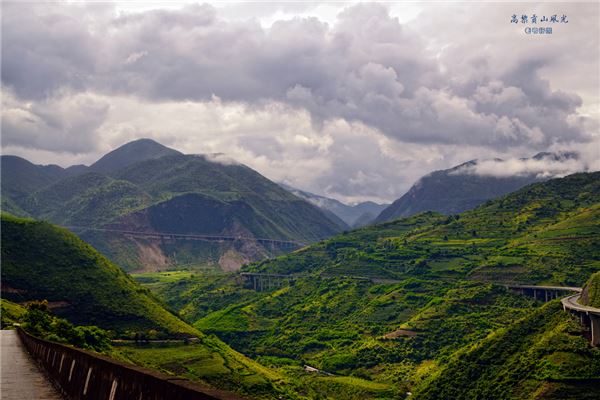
top-left (2, 146), bottom-right (599, 399)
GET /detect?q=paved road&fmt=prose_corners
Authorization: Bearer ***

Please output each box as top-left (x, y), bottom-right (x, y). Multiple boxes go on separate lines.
top-left (0, 330), bottom-right (63, 399)
top-left (562, 294), bottom-right (600, 315)
top-left (506, 284), bottom-right (582, 292)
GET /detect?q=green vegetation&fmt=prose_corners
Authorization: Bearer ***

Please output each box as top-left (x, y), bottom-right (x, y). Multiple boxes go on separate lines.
top-left (250, 172), bottom-right (600, 285)
top-left (0, 213), bottom-right (299, 399)
top-left (22, 300), bottom-right (111, 352)
top-left (138, 172), bottom-right (600, 398)
top-left (2, 139), bottom-right (345, 271)
top-left (0, 299), bottom-right (27, 328)
top-left (414, 301), bottom-right (600, 399)
top-left (1, 213), bottom-right (199, 336)
top-left (581, 271), bottom-right (600, 307)
top-left (115, 339), bottom-right (288, 399)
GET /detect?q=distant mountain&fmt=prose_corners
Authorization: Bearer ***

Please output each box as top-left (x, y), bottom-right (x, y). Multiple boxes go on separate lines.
top-left (375, 152), bottom-right (580, 223)
top-left (2, 139), bottom-right (345, 271)
top-left (0, 155), bottom-right (67, 215)
top-left (89, 138), bottom-right (182, 173)
top-left (252, 171), bottom-right (600, 283)
top-left (280, 184), bottom-right (388, 227)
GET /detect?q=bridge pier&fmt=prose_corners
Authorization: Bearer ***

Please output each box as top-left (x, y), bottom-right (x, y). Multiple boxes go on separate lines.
top-left (591, 314), bottom-right (600, 346)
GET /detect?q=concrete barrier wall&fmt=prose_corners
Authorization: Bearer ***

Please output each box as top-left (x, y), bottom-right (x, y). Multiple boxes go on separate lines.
top-left (17, 329), bottom-right (244, 400)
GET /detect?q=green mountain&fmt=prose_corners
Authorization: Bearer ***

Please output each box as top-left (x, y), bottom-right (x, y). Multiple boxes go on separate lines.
top-left (413, 300), bottom-right (600, 399)
top-left (280, 183), bottom-right (388, 227)
top-left (2, 139), bottom-right (345, 272)
top-left (0, 155), bottom-right (66, 215)
top-left (374, 152), bottom-right (580, 224)
top-left (254, 172), bottom-right (600, 285)
top-left (89, 138), bottom-right (182, 173)
top-left (136, 172), bottom-right (600, 399)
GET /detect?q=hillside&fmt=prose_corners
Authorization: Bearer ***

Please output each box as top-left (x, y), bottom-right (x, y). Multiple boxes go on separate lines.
top-left (1, 213), bottom-right (198, 336)
top-left (414, 301), bottom-right (600, 399)
top-left (0, 215), bottom-right (298, 398)
top-left (581, 271), bottom-right (600, 308)
top-left (3, 139), bottom-right (345, 271)
top-left (0, 155), bottom-right (66, 215)
top-left (134, 172), bottom-right (600, 398)
top-left (252, 172), bottom-right (600, 285)
top-left (374, 152), bottom-right (579, 224)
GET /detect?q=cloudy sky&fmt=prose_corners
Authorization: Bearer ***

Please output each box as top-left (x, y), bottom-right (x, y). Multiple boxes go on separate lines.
top-left (2, 1), bottom-right (599, 203)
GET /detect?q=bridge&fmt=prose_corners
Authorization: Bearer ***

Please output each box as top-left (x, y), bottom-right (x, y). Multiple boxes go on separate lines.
top-left (64, 226), bottom-right (308, 248)
top-left (239, 273), bottom-right (297, 291)
top-left (238, 276), bottom-right (600, 346)
top-left (561, 294), bottom-right (600, 346)
top-left (504, 284), bottom-right (582, 302)
top-left (0, 328), bottom-right (244, 400)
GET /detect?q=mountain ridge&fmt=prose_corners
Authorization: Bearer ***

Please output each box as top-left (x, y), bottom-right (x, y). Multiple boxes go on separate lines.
top-left (2, 139), bottom-right (345, 272)
top-left (375, 152), bottom-right (582, 224)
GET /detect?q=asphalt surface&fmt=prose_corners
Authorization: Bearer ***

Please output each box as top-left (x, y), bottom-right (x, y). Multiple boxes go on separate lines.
top-left (0, 330), bottom-right (63, 400)
top-left (562, 294), bottom-right (600, 315)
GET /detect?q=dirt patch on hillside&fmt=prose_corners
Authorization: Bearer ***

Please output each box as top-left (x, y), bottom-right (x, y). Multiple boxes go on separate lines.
top-left (131, 239), bottom-right (170, 273)
top-left (382, 329), bottom-right (418, 339)
top-left (1, 284), bottom-right (27, 294)
top-left (218, 249), bottom-right (249, 272)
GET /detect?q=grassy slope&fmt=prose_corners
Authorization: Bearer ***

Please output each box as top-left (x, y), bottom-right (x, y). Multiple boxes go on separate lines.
top-left (1, 213), bottom-right (197, 335)
top-left (0, 299), bottom-right (27, 328)
top-left (249, 172), bottom-right (600, 285)
top-left (413, 301), bottom-right (600, 400)
top-left (25, 172), bottom-right (152, 226)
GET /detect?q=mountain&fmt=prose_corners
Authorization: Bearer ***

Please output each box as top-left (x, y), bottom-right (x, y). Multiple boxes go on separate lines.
top-left (280, 184), bottom-right (388, 227)
top-left (3, 139), bottom-right (345, 272)
top-left (374, 152), bottom-right (580, 224)
top-left (255, 172), bottom-right (600, 283)
top-left (0, 155), bottom-right (67, 215)
top-left (138, 172), bottom-right (600, 398)
top-left (88, 138), bottom-right (182, 173)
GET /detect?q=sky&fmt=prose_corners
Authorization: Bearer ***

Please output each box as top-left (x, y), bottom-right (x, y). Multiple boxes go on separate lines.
top-left (1, 1), bottom-right (599, 204)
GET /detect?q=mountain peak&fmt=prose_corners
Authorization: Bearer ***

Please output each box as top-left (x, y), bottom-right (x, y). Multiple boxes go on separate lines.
top-left (89, 138), bottom-right (182, 173)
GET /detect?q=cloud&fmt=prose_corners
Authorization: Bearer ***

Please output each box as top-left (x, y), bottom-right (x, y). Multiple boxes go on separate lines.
top-left (1, 89), bottom-right (109, 153)
top-left (4, 2), bottom-right (594, 149)
top-left (451, 152), bottom-right (589, 179)
top-left (1, 2), bottom-right (598, 202)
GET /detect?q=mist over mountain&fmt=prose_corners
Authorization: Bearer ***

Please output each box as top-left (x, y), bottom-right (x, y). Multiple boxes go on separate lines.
top-left (279, 183), bottom-right (388, 227)
top-left (375, 152), bottom-right (585, 224)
